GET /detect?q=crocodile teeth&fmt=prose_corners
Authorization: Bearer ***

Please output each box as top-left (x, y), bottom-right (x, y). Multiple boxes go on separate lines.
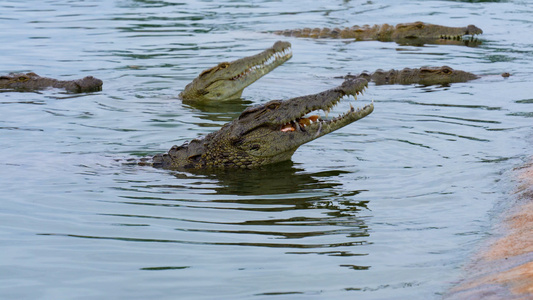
top-left (231, 47), bottom-right (292, 81)
top-left (280, 88), bottom-right (366, 133)
top-left (281, 115), bottom-right (320, 132)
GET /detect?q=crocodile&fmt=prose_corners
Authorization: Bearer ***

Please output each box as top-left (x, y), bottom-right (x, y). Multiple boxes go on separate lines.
top-left (179, 41), bottom-right (292, 102)
top-left (152, 78), bottom-right (373, 170)
top-left (339, 66), bottom-right (510, 86)
top-left (0, 72), bottom-right (103, 93)
top-left (274, 21), bottom-right (482, 45)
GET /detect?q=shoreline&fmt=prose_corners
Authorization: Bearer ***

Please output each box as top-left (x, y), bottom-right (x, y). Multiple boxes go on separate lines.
top-left (445, 160), bottom-right (533, 299)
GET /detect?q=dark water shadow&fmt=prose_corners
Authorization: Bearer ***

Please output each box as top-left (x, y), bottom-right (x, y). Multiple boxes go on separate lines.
top-left (181, 161), bottom-right (354, 194)
top-left (40, 161), bottom-right (372, 256)
top-left (183, 97), bottom-right (254, 123)
top-left (171, 161), bottom-right (371, 220)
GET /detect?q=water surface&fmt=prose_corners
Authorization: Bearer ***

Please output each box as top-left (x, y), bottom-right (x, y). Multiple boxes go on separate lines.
top-left (1, 0), bottom-right (532, 299)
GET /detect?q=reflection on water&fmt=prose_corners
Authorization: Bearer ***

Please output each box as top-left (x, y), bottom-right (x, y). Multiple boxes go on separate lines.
top-left (106, 162), bottom-right (369, 249)
top-left (184, 97), bottom-right (254, 123)
top-left (203, 161), bottom-right (348, 194)
top-left (37, 162), bottom-right (371, 273)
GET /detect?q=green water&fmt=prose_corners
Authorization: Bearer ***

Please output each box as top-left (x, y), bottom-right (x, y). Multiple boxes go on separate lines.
top-left (1, 0), bottom-right (532, 299)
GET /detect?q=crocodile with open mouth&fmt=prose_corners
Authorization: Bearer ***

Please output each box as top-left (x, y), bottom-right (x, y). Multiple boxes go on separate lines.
top-left (179, 41), bottom-right (292, 102)
top-left (0, 72), bottom-right (103, 93)
top-left (274, 21), bottom-right (482, 45)
top-left (152, 78), bottom-right (373, 170)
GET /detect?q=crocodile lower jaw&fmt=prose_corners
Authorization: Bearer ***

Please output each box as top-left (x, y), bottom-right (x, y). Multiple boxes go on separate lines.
top-left (279, 87), bottom-right (370, 133)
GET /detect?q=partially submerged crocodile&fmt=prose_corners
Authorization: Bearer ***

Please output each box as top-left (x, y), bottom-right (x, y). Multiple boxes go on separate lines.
top-left (275, 21), bottom-right (482, 45)
top-left (339, 66), bottom-right (510, 86)
top-left (179, 41), bottom-right (292, 102)
top-left (0, 72), bottom-right (103, 93)
top-left (152, 78), bottom-right (373, 170)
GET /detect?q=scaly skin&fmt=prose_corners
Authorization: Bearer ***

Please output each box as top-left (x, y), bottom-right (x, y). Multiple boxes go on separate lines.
top-left (179, 41), bottom-right (292, 102)
top-left (342, 66), bottom-right (480, 86)
top-left (275, 21), bottom-right (482, 42)
top-left (0, 72), bottom-right (103, 93)
top-left (153, 78), bottom-right (373, 170)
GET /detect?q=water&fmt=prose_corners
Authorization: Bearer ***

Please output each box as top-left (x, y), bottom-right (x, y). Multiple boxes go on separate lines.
top-left (1, 0), bottom-right (532, 299)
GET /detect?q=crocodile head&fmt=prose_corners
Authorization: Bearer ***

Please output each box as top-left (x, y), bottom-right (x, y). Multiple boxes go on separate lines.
top-left (0, 72), bottom-right (103, 93)
top-left (154, 78), bottom-right (373, 170)
top-left (353, 66), bottom-right (482, 86)
top-left (179, 41), bottom-right (292, 102)
top-left (417, 66), bottom-right (480, 85)
top-left (392, 22), bottom-right (483, 40)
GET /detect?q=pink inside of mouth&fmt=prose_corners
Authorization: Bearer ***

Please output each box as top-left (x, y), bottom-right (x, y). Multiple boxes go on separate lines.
top-left (280, 115), bottom-right (320, 132)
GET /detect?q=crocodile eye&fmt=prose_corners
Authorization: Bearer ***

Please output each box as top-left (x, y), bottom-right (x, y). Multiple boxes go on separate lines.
top-left (266, 102), bottom-right (280, 110)
top-left (188, 154), bottom-right (201, 162)
top-left (199, 62), bottom-right (230, 77)
top-left (441, 68), bottom-right (452, 74)
top-left (250, 144), bottom-right (260, 151)
top-left (412, 21), bottom-right (425, 29)
top-left (17, 76), bottom-right (29, 82)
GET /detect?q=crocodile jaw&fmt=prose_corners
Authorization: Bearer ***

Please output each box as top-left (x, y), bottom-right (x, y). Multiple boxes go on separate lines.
top-left (180, 41), bottom-right (292, 102)
top-left (394, 22), bottom-right (483, 40)
top-left (233, 78), bottom-right (373, 164)
top-left (153, 79), bottom-right (373, 170)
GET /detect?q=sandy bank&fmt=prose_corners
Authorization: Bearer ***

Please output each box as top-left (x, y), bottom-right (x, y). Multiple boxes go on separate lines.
top-left (445, 161), bottom-right (533, 299)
